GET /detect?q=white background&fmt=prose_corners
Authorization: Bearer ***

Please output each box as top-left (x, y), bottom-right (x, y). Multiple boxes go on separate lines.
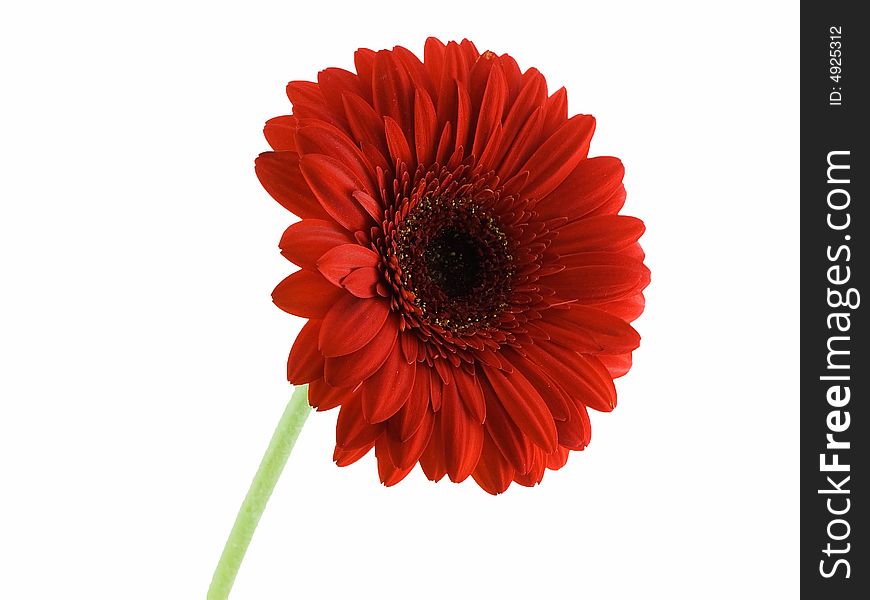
top-left (0, 1), bottom-right (799, 598)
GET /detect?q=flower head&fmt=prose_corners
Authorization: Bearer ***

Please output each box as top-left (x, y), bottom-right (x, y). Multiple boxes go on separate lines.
top-left (256, 38), bottom-right (649, 494)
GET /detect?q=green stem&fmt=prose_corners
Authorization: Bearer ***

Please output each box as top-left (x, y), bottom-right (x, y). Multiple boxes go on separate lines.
top-left (207, 384), bottom-right (311, 600)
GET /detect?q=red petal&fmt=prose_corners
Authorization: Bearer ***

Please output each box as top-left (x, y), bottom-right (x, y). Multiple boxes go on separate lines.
top-left (336, 395), bottom-right (383, 449)
top-left (360, 140), bottom-right (391, 179)
top-left (285, 81), bottom-right (341, 126)
top-left (353, 49), bottom-right (376, 102)
top-left (334, 443), bottom-right (372, 467)
top-left (454, 82), bottom-right (471, 153)
top-left (502, 169), bottom-right (530, 198)
top-left (476, 121), bottom-right (504, 172)
top-left (542, 87), bottom-right (568, 136)
top-left (299, 154), bottom-right (373, 232)
top-left (372, 50), bottom-right (412, 132)
top-left (361, 347), bottom-right (416, 423)
top-left (351, 190), bottom-right (384, 222)
top-left (558, 251), bottom-right (649, 283)
top-left (341, 92), bottom-right (387, 153)
top-left (535, 157), bottom-right (625, 221)
top-left (453, 367), bottom-right (485, 423)
top-left (539, 305), bottom-right (640, 354)
top-left (622, 241), bottom-right (646, 262)
top-left (423, 37), bottom-right (447, 85)
top-left (553, 215), bottom-right (645, 255)
top-left (595, 292), bottom-right (646, 322)
top-left (340, 267), bottom-right (380, 298)
top-left (530, 318), bottom-right (599, 354)
top-left (383, 116), bottom-right (414, 169)
top-left (433, 358), bottom-right (452, 385)
top-left (375, 436), bottom-right (415, 486)
top-left (286, 319), bottom-right (324, 384)
top-left (308, 377), bottom-right (351, 411)
top-left (576, 354), bottom-right (619, 412)
top-left (316, 67), bottom-right (363, 123)
top-left (497, 107), bottom-right (543, 178)
top-left (566, 395), bottom-right (593, 448)
top-left (319, 294), bottom-right (390, 357)
top-left (279, 219), bottom-right (352, 269)
top-left (263, 115), bottom-right (298, 152)
top-left (316, 244), bottom-right (380, 287)
top-left (556, 250), bottom-right (646, 274)
top-left (393, 45), bottom-right (436, 101)
top-left (434, 121), bottom-right (454, 165)
top-left (479, 377), bottom-right (531, 472)
top-left (585, 182), bottom-right (628, 217)
top-left (493, 70), bottom-right (547, 166)
top-left (255, 151), bottom-right (328, 219)
top-left (323, 313), bottom-right (398, 387)
top-left (518, 114), bottom-right (596, 199)
top-left (428, 368), bottom-right (443, 412)
top-left (467, 51), bottom-right (495, 108)
top-left (525, 342), bottom-right (616, 412)
top-left (295, 120), bottom-right (376, 192)
top-left (435, 42), bottom-right (468, 127)
top-left (502, 348), bottom-right (570, 421)
top-left (482, 365), bottom-right (558, 453)
top-left (386, 408), bottom-right (434, 469)
top-left (459, 39), bottom-right (480, 64)
top-left (272, 269), bottom-right (342, 319)
top-left (413, 89), bottom-right (437, 165)
top-left (598, 352), bottom-right (633, 378)
top-left (555, 395), bottom-right (588, 450)
top-left (471, 62), bottom-right (507, 159)
top-left (471, 431), bottom-right (515, 495)
top-left (546, 446), bottom-right (570, 470)
top-left (419, 413), bottom-right (447, 482)
top-left (441, 379), bottom-right (484, 482)
top-left (577, 400), bottom-right (592, 446)
top-left (544, 261), bottom-right (648, 304)
top-left (393, 364), bottom-right (431, 441)
top-left (514, 447), bottom-right (546, 487)
top-left (501, 54), bottom-right (524, 101)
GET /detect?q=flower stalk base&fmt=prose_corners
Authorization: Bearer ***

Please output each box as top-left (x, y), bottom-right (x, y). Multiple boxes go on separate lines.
top-left (207, 384), bottom-right (311, 600)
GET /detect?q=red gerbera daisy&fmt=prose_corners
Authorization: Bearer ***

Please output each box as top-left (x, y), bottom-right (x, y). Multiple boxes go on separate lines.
top-left (256, 38), bottom-right (649, 494)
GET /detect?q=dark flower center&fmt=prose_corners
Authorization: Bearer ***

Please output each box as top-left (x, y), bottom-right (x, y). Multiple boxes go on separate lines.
top-left (425, 227), bottom-right (483, 299)
top-left (395, 196), bottom-right (513, 333)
